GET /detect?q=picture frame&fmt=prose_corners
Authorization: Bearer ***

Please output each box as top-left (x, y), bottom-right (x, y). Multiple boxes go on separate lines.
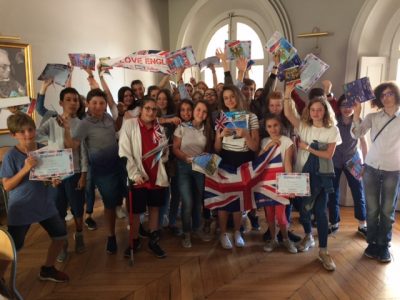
top-left (0, 42), bottom-right (34, 134)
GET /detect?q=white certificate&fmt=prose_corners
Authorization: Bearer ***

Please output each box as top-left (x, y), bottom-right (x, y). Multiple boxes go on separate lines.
top-left (277, 173), bottom-right (310, 196)
top-left (29, 148), bottom-right (74, 180)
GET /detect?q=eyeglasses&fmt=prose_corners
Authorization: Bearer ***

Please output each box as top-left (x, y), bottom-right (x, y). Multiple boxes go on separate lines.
top-left (0, 64), bottom-right (11, 70)
top-left (205, 93), bottom-right (217, 97)
top-left (381, 91), bottom-right (395, 99)
top-left (143, 106), bottom-right (157, 112)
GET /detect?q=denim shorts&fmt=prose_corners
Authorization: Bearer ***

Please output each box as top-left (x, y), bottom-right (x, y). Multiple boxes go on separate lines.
top-left (93, 167), bottom-right (127, 209)
top-left (57, 173), bottom-right (85, 218)
top-left (7, 214), bottom-right (67, 251)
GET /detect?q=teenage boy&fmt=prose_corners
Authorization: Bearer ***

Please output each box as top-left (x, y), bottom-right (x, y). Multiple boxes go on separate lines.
top-left (37, 87), bottom-right (88, 261)
top-left (0, 113), bottom-right (69, 283)
top-left (66, 88), bottom-right (126, 254)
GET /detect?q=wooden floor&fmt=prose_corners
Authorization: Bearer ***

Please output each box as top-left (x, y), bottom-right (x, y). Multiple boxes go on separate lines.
top-left (2, 206), bottom-right (400, 300)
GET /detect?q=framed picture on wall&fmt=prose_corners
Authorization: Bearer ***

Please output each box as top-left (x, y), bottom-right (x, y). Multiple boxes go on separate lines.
top-left (0, 42), bottom-right (34, 134)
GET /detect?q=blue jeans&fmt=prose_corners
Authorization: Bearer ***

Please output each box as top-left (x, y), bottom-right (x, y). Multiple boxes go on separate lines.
top-left (168, 175), bottom-right (181, 226)
top-left (300, 188), bottom-right (329, 248)
top-left (328, 167), bottom-right (366, 224)
top-left (85, 167), bottom-right (95, 214)
top-left (177, 160), bottom-right (204, 233)
top-left (363, 165), bottom-right (400, 246)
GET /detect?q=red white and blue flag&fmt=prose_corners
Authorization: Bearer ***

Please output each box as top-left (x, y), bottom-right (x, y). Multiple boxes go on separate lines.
top-left (214, 111), bottom-right (229, 131)
top-left (204, 145), bottom-right (289, 211)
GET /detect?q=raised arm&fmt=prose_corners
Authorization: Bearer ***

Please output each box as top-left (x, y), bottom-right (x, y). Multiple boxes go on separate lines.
top-left (236, 56), bottom-right (248, 83)
top-left (209, 63), bottom-right (218, 89)
top-left (158, 74), bottom-right (171, 89)
top-left (283, 83), bottom-right (300, 129)
top-left (216, 48), bottom-right (233, 86)
top-left (36, 79), bottom-right (53, 117)
top-left (176, 67), bottom-right (192, 101)
top-left (351, 101), bottom-right (372, 139)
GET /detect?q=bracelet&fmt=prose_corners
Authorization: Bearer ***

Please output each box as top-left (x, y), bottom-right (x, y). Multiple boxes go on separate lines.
top-left (284, 97), bottom-right (291, 101)
top-left (272, 66), bottom-right (278, 69)
top-left (306, 145), bottom-right (310, 151)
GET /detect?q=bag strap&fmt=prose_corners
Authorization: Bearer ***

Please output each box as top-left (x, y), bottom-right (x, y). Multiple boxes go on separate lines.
top-left (373, 116), bottom-right (396, 142)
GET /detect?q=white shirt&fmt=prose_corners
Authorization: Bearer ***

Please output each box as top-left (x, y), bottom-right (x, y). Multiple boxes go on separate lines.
top-left (174, 123), bottom-right (206, 157)
top-left (295, 122), bottom-right (342, 172)
top-left (351, 109), bottom-right (400, 171)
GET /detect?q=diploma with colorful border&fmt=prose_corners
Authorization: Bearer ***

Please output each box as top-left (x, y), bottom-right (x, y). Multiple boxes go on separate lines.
top-left (29, 149), bottom-right (74, 180)
top-left (276, 173), bottom-right (310, 196)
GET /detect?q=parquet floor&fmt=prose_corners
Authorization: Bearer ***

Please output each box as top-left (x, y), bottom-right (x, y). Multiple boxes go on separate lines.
top-left (2, 205), bottom-right (400, 300)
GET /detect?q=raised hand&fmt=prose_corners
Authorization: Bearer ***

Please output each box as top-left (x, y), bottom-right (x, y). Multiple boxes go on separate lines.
top-left (236, 56), bottom-right (248, 72)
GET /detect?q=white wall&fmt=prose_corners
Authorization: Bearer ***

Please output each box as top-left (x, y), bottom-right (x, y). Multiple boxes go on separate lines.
top-left (0, 0), bottom-right (169, 146)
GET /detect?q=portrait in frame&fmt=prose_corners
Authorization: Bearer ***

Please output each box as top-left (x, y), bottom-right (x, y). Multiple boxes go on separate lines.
top-left (0, 42), bottom-right (34, 134)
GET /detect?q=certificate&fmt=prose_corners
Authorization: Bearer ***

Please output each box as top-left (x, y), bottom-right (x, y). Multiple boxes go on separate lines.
top-left (276, 173), bottom-right (310, 196)
top-left (29, 149), bottom-right (74, 180)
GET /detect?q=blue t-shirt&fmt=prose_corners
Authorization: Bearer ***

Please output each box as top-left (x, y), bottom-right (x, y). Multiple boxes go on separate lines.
top-left (0, 145), bottom-right (59, 226)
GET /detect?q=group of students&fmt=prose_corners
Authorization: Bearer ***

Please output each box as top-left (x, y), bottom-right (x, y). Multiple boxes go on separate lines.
top-left (0, 50), bottom-right (399, 291)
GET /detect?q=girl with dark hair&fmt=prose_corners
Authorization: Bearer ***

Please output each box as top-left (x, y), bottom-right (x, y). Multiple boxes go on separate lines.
top-left (327, 95), bottom-right (367, 236)
top-left (119, 98), bottom-right (169, 259)
top-left (284, 83), bottom-right (341, 271)
top-left (214, 85), bottom-right (260, 249)
top-left (173, 100), bottom-right (214, 248)
top-left (352, 81), bottom-right (400, 263)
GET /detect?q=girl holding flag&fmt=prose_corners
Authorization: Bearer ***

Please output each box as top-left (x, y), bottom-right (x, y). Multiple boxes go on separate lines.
top-left (119, 98), bottom-right (169, 259)
top-left (214, 85), bottom-right (260, 249)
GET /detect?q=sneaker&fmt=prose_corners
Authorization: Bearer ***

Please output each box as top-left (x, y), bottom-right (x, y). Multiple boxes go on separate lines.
top-left (297, 235), bottom-right (315, 252)
top-left (328, 224), bottom-right (339, 235)
top-left (168, 226), bottom-right (183, 237)
top-left (139, 224), bottom-right (150, 238)
top-left (192, 229), bottom-right (213, 242)
top-left (263, 229), bottom-right (272, 242)
top-left (39, 266), bottom-right (69, 283)
top-left (181, 233), bottom-right (192, 248)
top-left (124, 238), bottom-right (142, 258)
top-left (318, 251), bottom-right (336, 271)
top-left (116, 205), bottom-right (127, 219)
top-left (247, 212), bottom-right (261, 231)
top-left (203, 219), bottom-right (212, 234)
top-left (0, 277), bottom-right (12, 298)
top-left (357, 227), bottom-right (367, 239)
top-left (65, 210), bottom-right (73, 222)
top-left (84, 217), bottom-right (97, 231)
top-left (74, 232), bottom-right (85, 253)
top-left (378, 245), bottom-right (391, 263)
top-left (263, 239), bottom-right (278, 252)
top-left (148, 240), bottom-right (166, 258)
top-left (234, 230), bottom-right (245, 248)
top-left (56, 242), bottom-right (68, 263)
top-left (220, 233), bottom-right (233, 249)
top-left (364, 243), bottom-right (379, 259)
top-left (106, 235), bottom-right (117, 254)
top-left (288, 230), bottom-right (302, 243)
top-left (282, 239), bottom-right (298, 254)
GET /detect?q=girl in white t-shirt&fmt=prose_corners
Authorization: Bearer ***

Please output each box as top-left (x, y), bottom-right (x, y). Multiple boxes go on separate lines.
top-left (284, 83), bottom-right (341, 271)
top-left (260, 114), bottom-right (297, 254)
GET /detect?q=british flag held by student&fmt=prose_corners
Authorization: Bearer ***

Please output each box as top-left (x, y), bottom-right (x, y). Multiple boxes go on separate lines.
top-left (204, 145), bottom-right (289, 211)
top-left (214, 111), bottom-right (229, 131)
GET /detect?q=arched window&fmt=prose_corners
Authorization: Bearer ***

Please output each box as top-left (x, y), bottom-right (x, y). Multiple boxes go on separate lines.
top-left (202, 17), bottom-right (266, 90)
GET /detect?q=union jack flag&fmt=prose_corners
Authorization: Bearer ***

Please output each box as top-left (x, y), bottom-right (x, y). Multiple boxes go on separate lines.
top-left (214, 111), bottom-right (229, 131)
top-left (152, 121), bottom-right (163, 144)
top-left (204, 145), bottom-right (289, 211)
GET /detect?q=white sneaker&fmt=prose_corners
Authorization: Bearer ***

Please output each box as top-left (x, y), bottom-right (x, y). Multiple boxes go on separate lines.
top-left (282, 239), bottom-right (298, 254)
top-left (234, 230), bottom-right (245, 248)
top-left (297, 235), bottom-right (315, 252)
top-left (181, 233), bottom-right (192, 248)
top-left (319, 250), bottom-right (336, 271)
top-left (116, 206), bottom-right (127, 219)
top-left (65, 210), bottom-right (73, 222)
top-left (263, 239), bottom-right (278, 252)
top-left (220, 233), bottom-right (233, 249)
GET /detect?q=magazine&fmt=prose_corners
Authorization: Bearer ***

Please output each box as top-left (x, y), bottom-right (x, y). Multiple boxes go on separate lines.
top-left (296, 54), bottom-right (329, 93)
top-left (225, 40), bottom-right (251, 60)
top-left (265, 32), bottom-right (297, 64)
top-left (343, 77), bottom-right (375, 105)
top-left (68, 53), bottom-right (96, 70)
top-left (192, 153), bottom-right (222, 176)
top-left (166, 46), bottom-right (197, 72)
top-left (38, 64), bottom-right (71, 87)
top-left (198, 56), bottom-right (220, 71)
